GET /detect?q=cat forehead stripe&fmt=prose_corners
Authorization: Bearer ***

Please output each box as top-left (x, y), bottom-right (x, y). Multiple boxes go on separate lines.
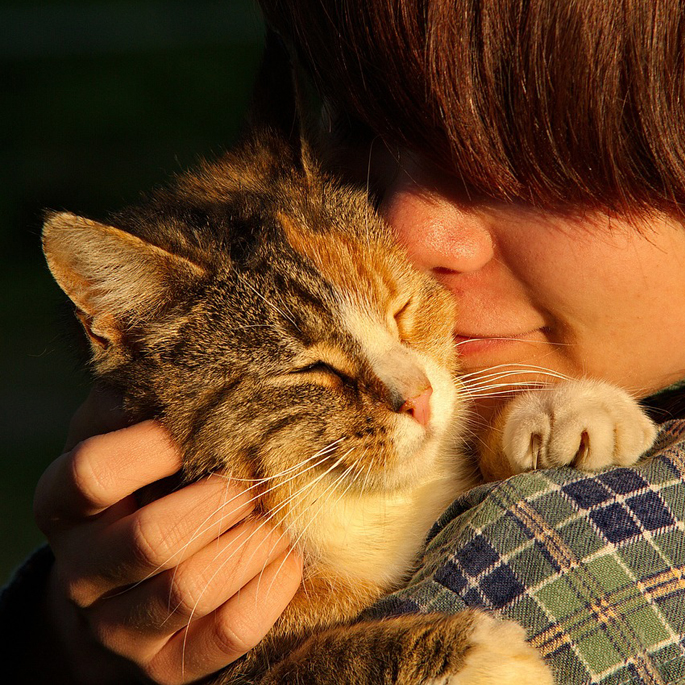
top-left (277, 211), bottom-right (400, 304)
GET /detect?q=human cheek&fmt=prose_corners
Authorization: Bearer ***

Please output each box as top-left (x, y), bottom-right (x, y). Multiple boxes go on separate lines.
top-left (492, 218), bottom-right (651, 377)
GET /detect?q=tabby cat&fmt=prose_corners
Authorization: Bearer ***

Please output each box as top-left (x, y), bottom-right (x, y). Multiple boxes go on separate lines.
top-left (42, 37), bottom-right (655, 684)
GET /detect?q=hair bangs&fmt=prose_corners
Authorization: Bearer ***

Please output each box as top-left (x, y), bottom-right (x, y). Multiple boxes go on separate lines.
top-left (260, 0), bottom-right (685, 214)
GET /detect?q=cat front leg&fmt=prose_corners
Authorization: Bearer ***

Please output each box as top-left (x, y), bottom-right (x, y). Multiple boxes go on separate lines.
top-left (479, 379), bottom-right (657, 480)
top-left (256, 610), bottom-right (552, 685)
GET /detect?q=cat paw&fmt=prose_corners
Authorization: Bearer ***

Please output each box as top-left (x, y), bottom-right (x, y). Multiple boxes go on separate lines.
top-left (501, 379), bottom-right (657, 474)
top-left (426, 612), bottom-right (553, 685)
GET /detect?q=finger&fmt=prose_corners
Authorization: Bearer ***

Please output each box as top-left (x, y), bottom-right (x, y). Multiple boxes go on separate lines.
top-left (90, 521), bottom-right (292, 655)
top-left (146, 550), bottom-right (303, 684)
top-left (35, 420), bottom-right (181, 532)
top-left (64, 385), bottom-right (128, 451)
top-left (67, 476), bottom-right (258, 594)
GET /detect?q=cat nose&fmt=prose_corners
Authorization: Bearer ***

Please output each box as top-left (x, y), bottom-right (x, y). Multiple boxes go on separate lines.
top-left (400, 386), bottom-right (433, 427)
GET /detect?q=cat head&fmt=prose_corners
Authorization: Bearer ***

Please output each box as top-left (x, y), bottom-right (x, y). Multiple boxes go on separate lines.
top-left (42, 36), bottom-right (463, 508)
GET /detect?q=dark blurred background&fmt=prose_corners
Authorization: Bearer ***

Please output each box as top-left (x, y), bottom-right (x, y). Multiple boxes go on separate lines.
top-left (1, 0), bottom-right (264, 580)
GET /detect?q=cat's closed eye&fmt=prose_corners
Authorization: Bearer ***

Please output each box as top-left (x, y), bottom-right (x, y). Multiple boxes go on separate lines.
top-left (392, 297), bottom-right (414, 343)
top-left (290, 360), bottom-right (357, 388)
top-left (393, 298), bottom-right (412, 320)
top-left (292, 361), bottom-right (336, 374)
top-left (288, 343), bottom-right (359, 386)
top-left (292, 361), bottom-right (357, 389)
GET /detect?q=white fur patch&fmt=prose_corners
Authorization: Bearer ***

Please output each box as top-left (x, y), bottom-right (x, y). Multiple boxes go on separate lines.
top-left (429, 612), bottom-right (554, 684)
top-left (341, 303), bottom-right (459, 457)
top-left (287, 302), bottom-right (463, 589)
top-left (296, 469), bottom-right (458, 588)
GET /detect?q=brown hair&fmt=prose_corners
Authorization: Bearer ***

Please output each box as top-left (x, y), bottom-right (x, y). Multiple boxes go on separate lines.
top-left (259, 0), bottom-right (685, 214)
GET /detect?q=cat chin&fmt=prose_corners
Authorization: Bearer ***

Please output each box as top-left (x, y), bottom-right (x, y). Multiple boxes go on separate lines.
top-left (371, 440), bottom-right (454, 493)
top-left (376, 381), bottom-right (464, 493)
top-left (296, 464), bottom-right (459, 589)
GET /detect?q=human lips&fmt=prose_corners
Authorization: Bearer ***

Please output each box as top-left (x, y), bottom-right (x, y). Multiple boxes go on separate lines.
top-left (453, 329), bottom-right (546, 357)
top-left (454, 330), bottom-right (538, 342)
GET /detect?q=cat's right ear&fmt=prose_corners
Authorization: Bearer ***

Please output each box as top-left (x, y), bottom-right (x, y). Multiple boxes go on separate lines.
top-left (42, 211), bottom-right (206, 350)
top-left (245, 30), bottom-right (317, 179)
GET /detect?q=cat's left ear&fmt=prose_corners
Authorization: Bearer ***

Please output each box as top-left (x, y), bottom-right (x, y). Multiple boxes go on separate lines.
top-left (42, 211), bottom-right (206, 349)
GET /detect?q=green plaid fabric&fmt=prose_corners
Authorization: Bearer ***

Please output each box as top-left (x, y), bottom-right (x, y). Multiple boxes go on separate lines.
top-left (368, 420), bottom-right (685, 684)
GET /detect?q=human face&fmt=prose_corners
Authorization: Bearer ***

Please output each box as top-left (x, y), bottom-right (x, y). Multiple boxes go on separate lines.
top-left (380, 153), bottom-right (685, 402)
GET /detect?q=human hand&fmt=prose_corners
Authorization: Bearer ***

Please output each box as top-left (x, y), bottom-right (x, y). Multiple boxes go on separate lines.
top-left (34, 388), bottom-right (303, 685)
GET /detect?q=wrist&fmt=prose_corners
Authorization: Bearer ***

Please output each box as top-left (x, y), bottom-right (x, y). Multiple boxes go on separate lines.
top-left (0, 546), bottom-right (71, 683)
top-left (45, 567), bottom-right (147, 685)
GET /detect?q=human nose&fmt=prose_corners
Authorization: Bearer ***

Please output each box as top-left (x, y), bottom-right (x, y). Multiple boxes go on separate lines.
top-left (381, 180), bottom-right (495, 275)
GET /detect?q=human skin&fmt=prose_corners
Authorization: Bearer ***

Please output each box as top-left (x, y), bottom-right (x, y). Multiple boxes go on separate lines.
top-left (33, 151), bottom-right (685, 684)
top-left (34, 388), bottom-right (303, 685)
top-left (381, 152), bottom-right (685, 408)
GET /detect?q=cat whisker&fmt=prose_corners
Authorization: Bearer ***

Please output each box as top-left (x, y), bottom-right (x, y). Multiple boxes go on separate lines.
top-left (295, 453), bottom-right (371, 552)
top-left (460, 369), bottom-right (568, 384)
top-left (264, 458), bottom-right (361, 601)
top-left (459, 363), bottom-right (573, 381)
top-left (165, 451), bottom-right (344, 605)
top-left (223, 438), bottom-right (345, 483)
top-left (237, 275), bottom-right (301, 331)
top-left (246, 449), bottom-right (358, 560)
top-left (102, 480), bottom-right (269, 601)
top-left (217, 451), bottom-right (346, 515)
top-left (359, 452), bottom-right (375, 499)
top-left (176, 449), bottom-right (353, 657)
top-left (301, 456), bottom-right (370, 577)
top-left (117, 445), bottom-right (346, 601)
top-left (454, 336), bottom-right (572, 348)
top-left (466, 381), bottom-right (545, 393)
top-left (462, 381), bottom-right (553, 396)
top-left (230, 454), bottom-right (355, 571)
top-left (263, 465), bottom-right (357, 593)
top-left (460, 369), bottom-right (572, 390)
top-left (468, 389), bottom-right (549, 399)
top-left (208, 446), bottom-right (354, 568)
top-left (177, 454), bottom-right (357, 676)
top-left (458, 366), bottom-right (573, 395)
top-left (192, 446), bottom-right (344, 531)
top-left (251, 452), bottom-right (365, 597)
top-left (461, 376), bottom-right (552, 391)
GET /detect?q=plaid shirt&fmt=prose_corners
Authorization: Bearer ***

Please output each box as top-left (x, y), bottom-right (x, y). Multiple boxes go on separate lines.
top-left (367, 420), bottom-right (685, 684)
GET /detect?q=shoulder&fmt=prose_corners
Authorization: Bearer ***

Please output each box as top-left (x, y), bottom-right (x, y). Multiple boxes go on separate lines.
top-left (369, 420), bottom-right (685, 684)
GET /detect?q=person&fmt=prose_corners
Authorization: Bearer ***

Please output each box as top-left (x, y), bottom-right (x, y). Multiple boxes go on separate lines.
top-left (3, 0), bottom-right (685, 682)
